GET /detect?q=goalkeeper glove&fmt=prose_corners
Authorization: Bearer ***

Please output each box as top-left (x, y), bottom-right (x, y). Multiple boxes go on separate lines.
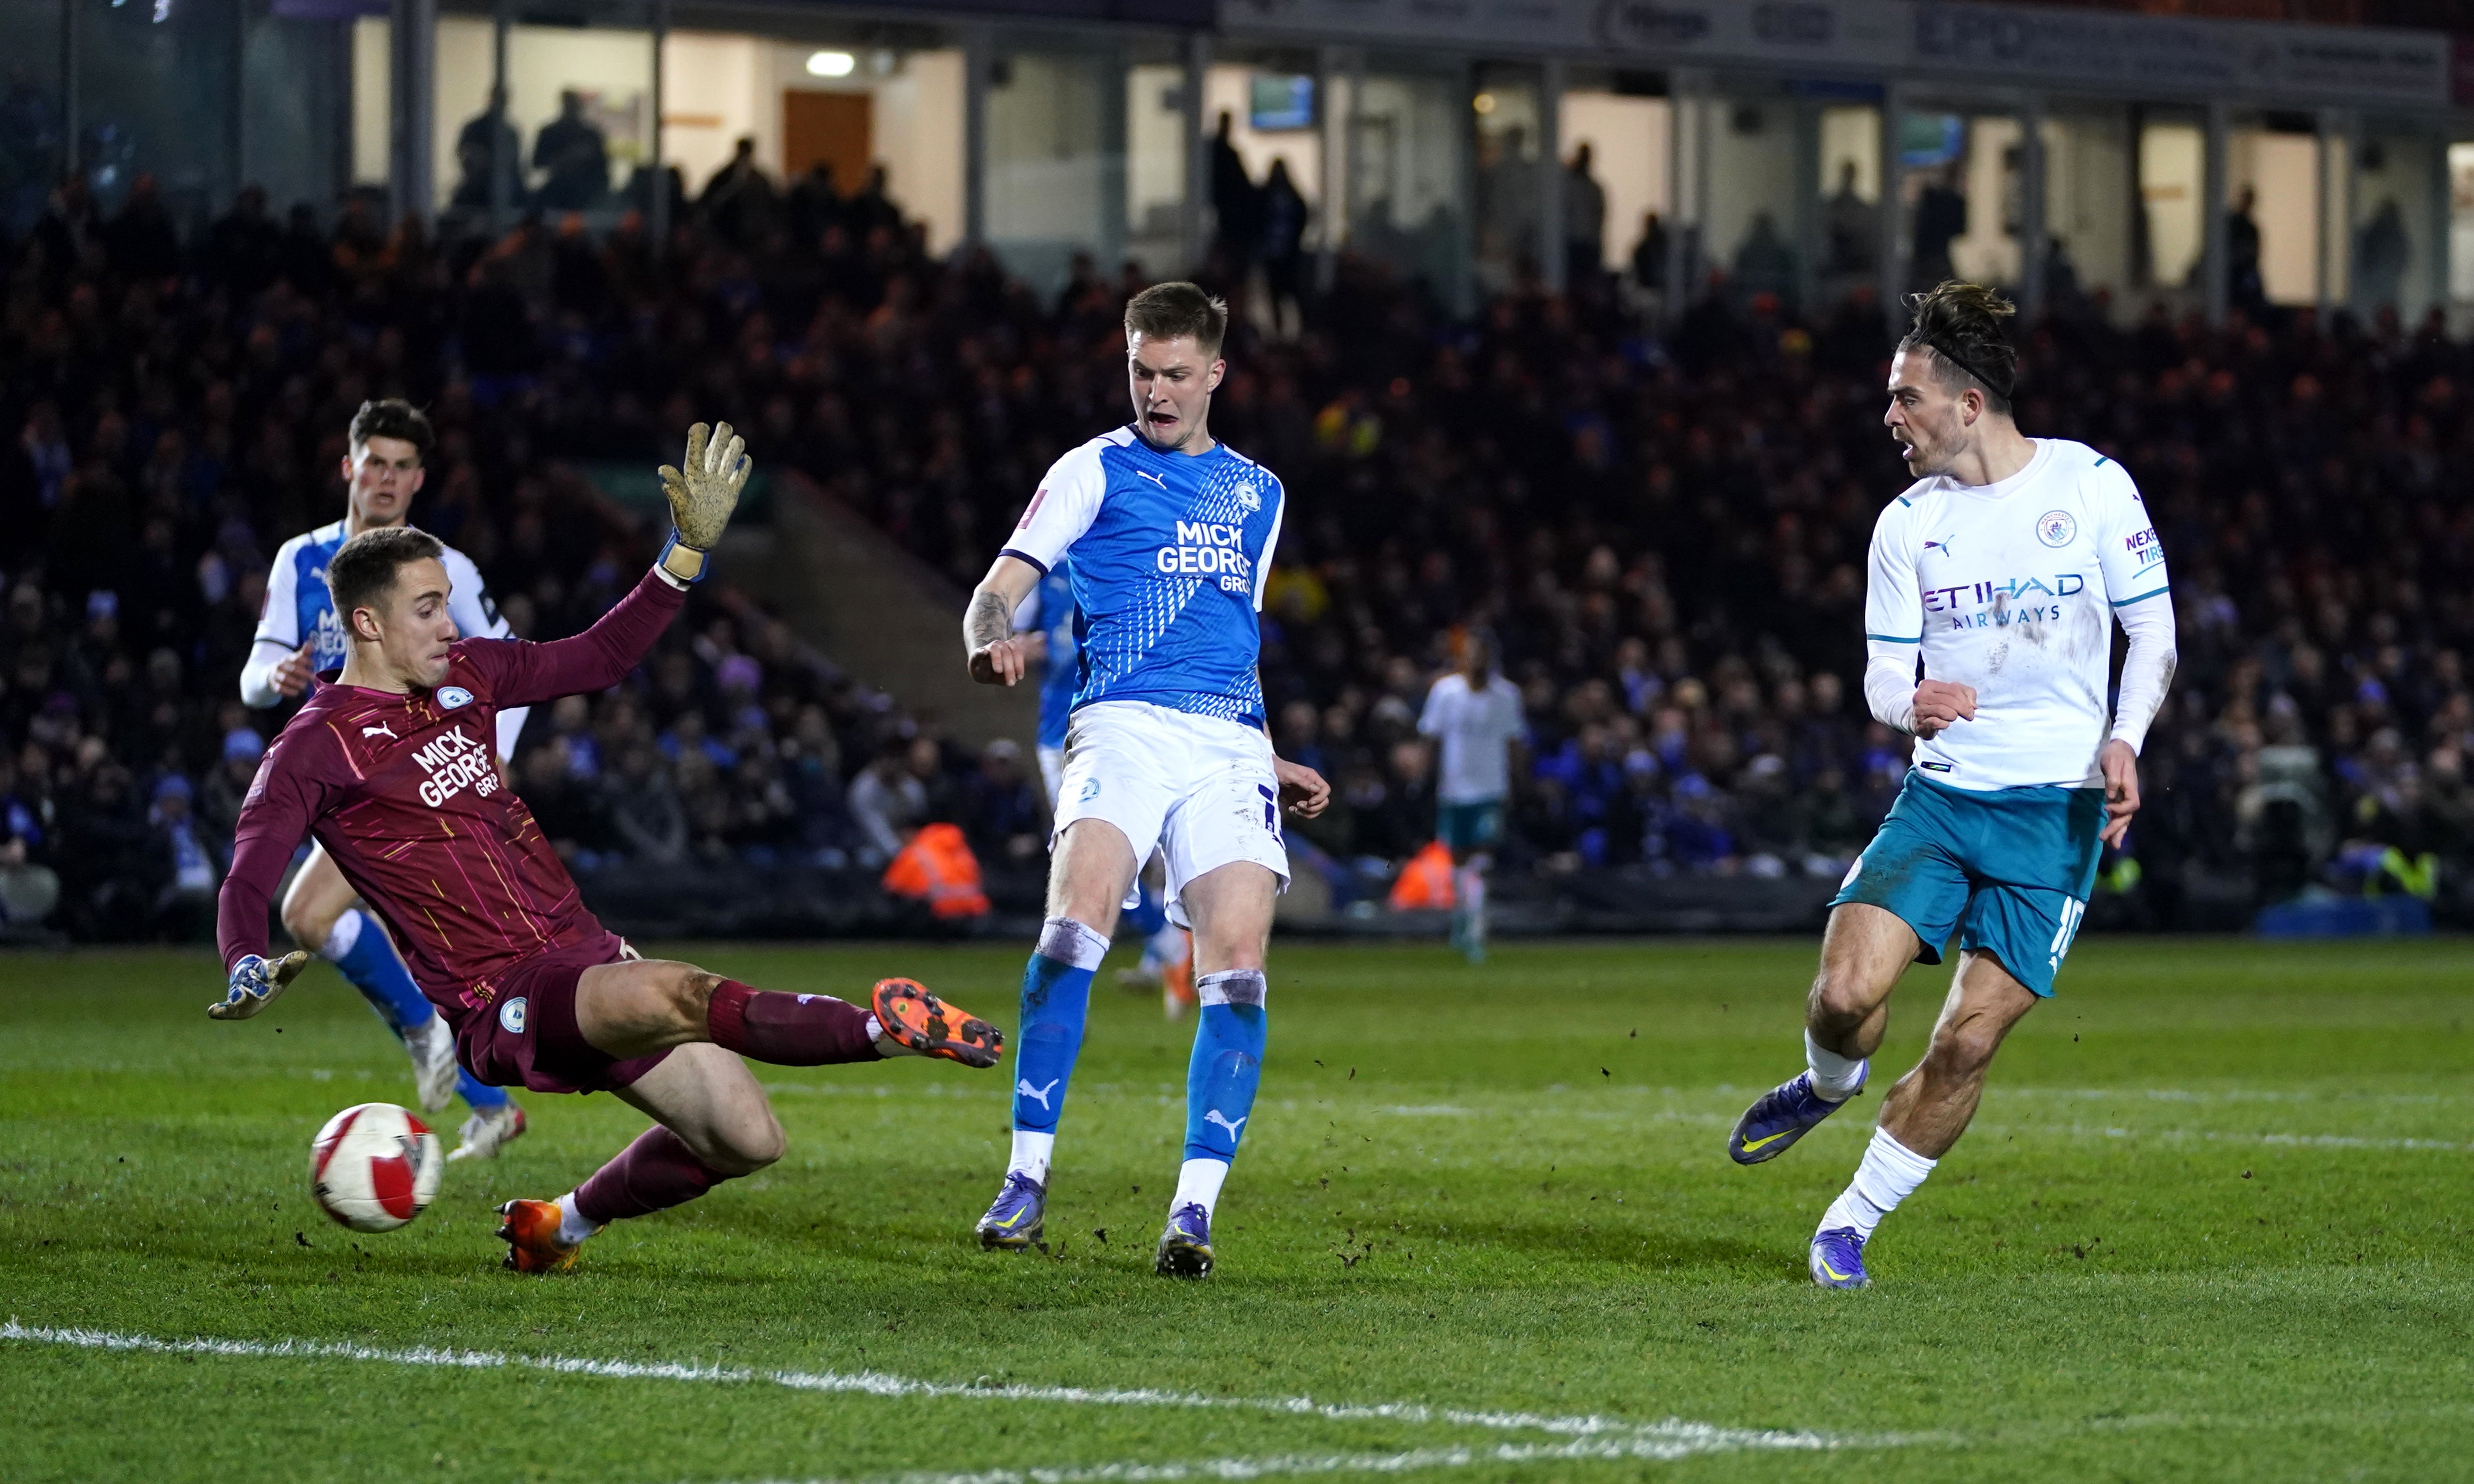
top-left (209, 949), bottom-right (313, 1021)
top-left (655, 420), bottom-right (752, 584)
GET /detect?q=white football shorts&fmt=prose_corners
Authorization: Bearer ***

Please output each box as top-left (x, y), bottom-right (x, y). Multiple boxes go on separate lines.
top-left (1036, 744), bottom-right (1066, 805)
top-left (1051, 700), bottom-right (1289, 926)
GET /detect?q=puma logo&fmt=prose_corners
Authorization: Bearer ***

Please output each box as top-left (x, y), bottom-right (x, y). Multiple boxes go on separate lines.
top-left (1135, 469), bottom-right (1168, 490)
top-left (361, 723), bottom-right (398, 741)
top-left (1016, 1077), bottom-right (1060, 1110)
top-left (1203, 1109), bottom-right (1248, 1139)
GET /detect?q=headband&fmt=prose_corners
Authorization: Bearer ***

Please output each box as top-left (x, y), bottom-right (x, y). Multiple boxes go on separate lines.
top-left (1918, 333), bottom-right (2014, 401)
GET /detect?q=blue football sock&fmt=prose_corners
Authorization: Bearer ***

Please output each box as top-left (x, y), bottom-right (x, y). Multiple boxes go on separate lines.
top-left (325, 909), bottom-right (436, 1038)
top-left (1184, 970), bottom-right (1268, 1163)
top-left (1011, 918), bottom-right (1109, 1135)
top-left (458, 1069), bottom-right (509, 1109)
top-left (1123, 879), bottom-right (1168, 939)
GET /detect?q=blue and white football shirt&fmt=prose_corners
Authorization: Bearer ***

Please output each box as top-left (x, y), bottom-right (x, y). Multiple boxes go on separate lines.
top-left (244, 519), bottom-right (528, 760)
top-left (1002, 427), bottom-right (1285, 728)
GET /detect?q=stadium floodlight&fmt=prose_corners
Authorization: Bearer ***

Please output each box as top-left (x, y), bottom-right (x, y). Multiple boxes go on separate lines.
top-left (807, 51), bottom-right (856, 78)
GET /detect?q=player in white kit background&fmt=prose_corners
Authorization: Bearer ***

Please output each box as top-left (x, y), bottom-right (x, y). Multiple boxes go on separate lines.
top-left (1725, 283), bottom-right (2177, 1288)
top-left (960, 283), bottom-right (1329, 1277)
top-left (241, 400), bottom-right (527, 1157)
top-left (1417, 631), bottom-right (1526, 962)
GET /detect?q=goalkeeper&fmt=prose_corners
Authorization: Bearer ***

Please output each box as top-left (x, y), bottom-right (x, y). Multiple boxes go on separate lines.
top-left (212, 424), bottom-right (1007, 1273)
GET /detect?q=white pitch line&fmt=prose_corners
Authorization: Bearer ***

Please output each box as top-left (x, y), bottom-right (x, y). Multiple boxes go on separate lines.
top-left (0, 1321), bottom-right (1940, 1455)
top-left (725, 1422), bottom-right (1933, 1484)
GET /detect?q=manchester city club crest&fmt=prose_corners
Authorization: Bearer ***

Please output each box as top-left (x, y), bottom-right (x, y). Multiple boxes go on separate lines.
top-left (2036, 510), bottom-right (2077, 548)
top-left (437, 685), bottom-right (474, 709)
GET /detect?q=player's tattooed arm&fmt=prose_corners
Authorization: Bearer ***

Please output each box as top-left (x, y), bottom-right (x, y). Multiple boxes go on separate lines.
top-left (965, 556), bottom-right (1041, 685)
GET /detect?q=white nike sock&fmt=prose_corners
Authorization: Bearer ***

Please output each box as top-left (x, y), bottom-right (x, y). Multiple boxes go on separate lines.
top-left (1008, 1130), bottom-right (1054, 1185)
top-left (1172, 1156), bottom-right (1230, 1217)
top-left (1805, 1029), bottom-right (1868, 1103)
top-left (1818, 1126), bottom-right (1937, 1239)
top-left (866, 1011), bottom-right (918, 1057)
top-left (554, 1191), bottom-right (603, 1248)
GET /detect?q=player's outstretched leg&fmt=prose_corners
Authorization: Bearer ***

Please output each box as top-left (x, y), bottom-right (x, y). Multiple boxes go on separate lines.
top-left (500, 967), bottom-right (1000, 1272)
top-left (978, 917), bottom-right (1108, 1251)
top-left (1810, 950), bottom-right (2036, 1289)
top-left (1729, 904), bottom-right (1914, 1165)
top-left (500, 1043), bottom-right (780, 1273)
top-left (1156, 968), bottom-right (1266, 1278)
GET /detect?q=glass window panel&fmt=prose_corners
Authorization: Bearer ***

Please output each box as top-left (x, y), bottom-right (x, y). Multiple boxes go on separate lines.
top-left (502, 22), bottom-right (656, 218)
top-left (1346, 66), bottom-right (1468, 303)
top-left (2351, 132), bottom-right (2435, 322)
top-left (1203, 62), bottom-right (1323, 265)
top-left (987, 48), bottom-right (1121, 298)
top-left (2452, 142), bottom-right (2474, 305)
top-left (1704, 95), bottom-right (1800, 303)
top-left (1559, 89), bottom-right (1669, 280)
top-left (2230, 126), bottom-right (2322, 308)
top-left (1126, 62), bottom-right (1187, 277)
top-left (352, 15), bottom-right (389, 189)
top-left (2042, 109), bottom-right (2132, 311)
top-left (1472, 72), bottom-right (1539, 294)
top-left (1817, 105), bottom-right (1880, 292)
top-left (2138, 118), bottom-right (2203, 296)
top-left (79, 0), bottom-right (242, 221)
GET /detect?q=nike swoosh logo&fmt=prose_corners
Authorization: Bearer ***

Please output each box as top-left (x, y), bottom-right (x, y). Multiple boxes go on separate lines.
top-left (989, 1210), bottom-right (1025, 1229)
top-left (1739, 1129), bottom-right (1793, 1153)
top-left (1818, 1256), bottom-right (1855, 1282)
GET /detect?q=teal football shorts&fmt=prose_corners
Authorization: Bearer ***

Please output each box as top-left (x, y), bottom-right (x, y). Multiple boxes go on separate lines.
top-left (1830, 770), bottom-right (2106, 996)
top-left (1436, 799), bottom-right (1505, 853)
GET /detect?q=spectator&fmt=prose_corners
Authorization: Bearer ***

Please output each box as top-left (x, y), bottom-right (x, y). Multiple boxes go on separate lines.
top-left (454, 87), bottom-right (523, 211)
top-left (1209, 111), bottom-right (1259, 271)
top-left (0, 752), bottom-right (58, 931)
top-left (702, 136), bottom-right (777, 248)
top-left (146, 774), bottom-right (218, 939)
top-left (533, 91), bottom-right (610, 211)
top-left (848, 743), bottom-right (925, 865)
top-left (603, 744), bottom-right (688, 866)
top-left (1563, 142), bottom-right (1606, 290)
top-left (959, 737), bottom-right (1045, 865)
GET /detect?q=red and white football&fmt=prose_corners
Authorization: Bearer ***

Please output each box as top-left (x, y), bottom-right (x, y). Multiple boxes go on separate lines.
top-left (309, 1103), bottom-right (444, 1233)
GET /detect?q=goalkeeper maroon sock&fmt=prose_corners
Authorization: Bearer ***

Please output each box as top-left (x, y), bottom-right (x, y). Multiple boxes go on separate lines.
top-left (573, 1125), bottom-right (734, 1226)
top-left (705, 979), bottom-right (880, 1065)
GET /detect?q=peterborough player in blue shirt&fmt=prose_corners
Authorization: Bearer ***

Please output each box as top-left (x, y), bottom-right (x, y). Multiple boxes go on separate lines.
top-left (962, 283), bottom-right (1329, 1277)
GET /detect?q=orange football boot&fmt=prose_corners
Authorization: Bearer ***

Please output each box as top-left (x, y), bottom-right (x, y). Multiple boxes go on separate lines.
top-left (494, 1199), bottom-right (579, 1274)
top-left (1162, 932), bottom-right (1196, 1021)
top-left (873, 979), bottom-right (1004, 1068)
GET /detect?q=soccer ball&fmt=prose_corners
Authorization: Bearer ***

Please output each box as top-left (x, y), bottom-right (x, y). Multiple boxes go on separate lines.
top-left (309, 1103), bottom-right (443, 1233)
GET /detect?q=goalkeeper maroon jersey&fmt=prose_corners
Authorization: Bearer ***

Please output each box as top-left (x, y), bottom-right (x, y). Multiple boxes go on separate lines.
top-left (217, 570), bottom-right (686, 1016)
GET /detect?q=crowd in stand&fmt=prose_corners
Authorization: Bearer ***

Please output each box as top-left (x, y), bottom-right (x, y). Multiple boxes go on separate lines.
top-left (7, 154), bottom-right (2474, 939)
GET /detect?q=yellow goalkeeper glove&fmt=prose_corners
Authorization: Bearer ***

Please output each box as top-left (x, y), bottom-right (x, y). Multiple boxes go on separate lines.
top-left (655, 420), bottom-right (752, 584)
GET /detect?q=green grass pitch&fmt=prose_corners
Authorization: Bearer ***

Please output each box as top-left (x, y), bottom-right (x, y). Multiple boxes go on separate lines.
top-left (5, 936), bottom-right (2473, 1482)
